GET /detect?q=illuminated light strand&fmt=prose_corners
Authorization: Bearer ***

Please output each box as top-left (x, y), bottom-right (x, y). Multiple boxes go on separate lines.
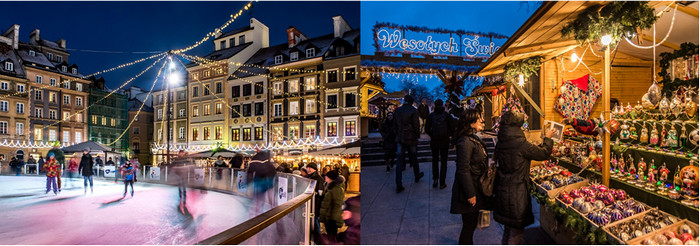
top-left (66, 48), bottom-right (164, 54)
top-left (171, 1), bottom-right (254, 54)
top-left (106, 59), bottom-right (168, 146)
top-left (0, 139), bottom-right (80, 149)
top-left (180, 53), bottom-right (361, 76)
top-left (624, 4), bottom-right (677, 49)
top-left (0, 52), bottom-right (166, 100)
top-left (151, 136), bottom-right (349, 153)
top-left (40, 55), bottom-right (167, 129)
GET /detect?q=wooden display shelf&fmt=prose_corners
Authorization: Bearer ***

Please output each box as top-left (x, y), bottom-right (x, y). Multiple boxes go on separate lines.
top-left (626, 219), bottom-right (699, 245)
top-left (602, 208), bottom-right (679, 245)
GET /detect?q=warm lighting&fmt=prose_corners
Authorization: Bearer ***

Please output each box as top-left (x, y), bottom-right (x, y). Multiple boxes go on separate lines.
top-left (601, 35), bottom-right (612, 46)
top-left (570, 53), bottom-right (579, 62)
top-left (168, 73), bottom-right (181, 85)
top-left (518, 74), bottom-right (525, 87)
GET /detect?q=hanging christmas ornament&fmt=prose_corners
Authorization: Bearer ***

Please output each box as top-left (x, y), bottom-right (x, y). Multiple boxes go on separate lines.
top-left (620, 121), bottom-right (631, 140)
top-left (660, 124), bottom-right (668, 148)
top-left (686, 88), bottom-right (698, 118)
top-left (642, 93), bottom-right (655, 109)
top-left (640, 124), bottom-right (649, 144)
top-left (680, 123), bottom-right (688, 147)
top-left (609, 118), bottom-right (621, 135)
top-left (689, 128), bottom-right (699, 147)
top-left (667, 126), bottom-right (679, 148)
top-left (648, 82), bottom-right (662, 106)
top-left (631, 125), bottom-right (639, 141)
top-left (593, 113), bottom-right (611, 137)
top-left (671, 94), bottom-right (684, 117)
top-left (660, 96), bottom-right (671, 115)
top-left (650, 123), bottom-right (660, 145)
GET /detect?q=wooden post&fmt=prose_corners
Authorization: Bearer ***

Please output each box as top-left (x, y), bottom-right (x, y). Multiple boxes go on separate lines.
top-left (602, 46), bottom-right (611, 187)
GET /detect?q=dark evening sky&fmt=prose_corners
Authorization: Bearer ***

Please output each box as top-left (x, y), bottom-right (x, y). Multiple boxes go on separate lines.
top-left (0, 1), bottom-right (360, 90)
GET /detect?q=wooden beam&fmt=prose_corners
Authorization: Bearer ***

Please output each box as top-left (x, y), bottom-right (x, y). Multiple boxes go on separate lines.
top-left (504, 39), bottom-right (580, 57)
top-left (640, 34), bottom-right (681, 50)
top-left (677, 3), bottom-right (699, 18)
top-left (602, 46), bottom-right (611, 187)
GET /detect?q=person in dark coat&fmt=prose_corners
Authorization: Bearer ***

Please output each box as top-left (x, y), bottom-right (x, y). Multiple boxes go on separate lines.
top-left (319, 169), bottom-right (346, 240)
top-left (450, 108), bottom-right (488, 244)
top-left (214, 155), bottom-right (228, 180)
top-left (425, 99), bottom-right (454, 189)
top-left (27, 156), bottom-right (37, 174)
top-left (418, 98), bottom-right (430, 134)
top-left (306, 163), bottom-right (325, 235)
top-left (393, 95), bottom-right (424, 193)
top-left (94, 156), bottom-right (103, 177)
top-left (171, 150), bottom-right (191, 204)
top-left (78, 148), bottom-right (95, 195)
top-left (37, 156), bottom-right (45, 174)
top-left (494, 111), bottom-right (555, 245)
top-left (340, 164), bottom-right (351, 190)
top-left (380, 112), bottom-right (397, 172)
top-left (231, 154), bottom-right (244, 169)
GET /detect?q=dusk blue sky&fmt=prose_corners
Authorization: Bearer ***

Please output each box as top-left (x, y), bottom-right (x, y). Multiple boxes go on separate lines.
top-left (361, 1), bottom-right (541, 93)
top-left (0, 1), bottom-right (360, 90)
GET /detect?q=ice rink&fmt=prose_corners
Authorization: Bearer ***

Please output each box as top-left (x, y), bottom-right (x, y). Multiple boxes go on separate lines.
top-left (0, 176), bottom-right (256, 245)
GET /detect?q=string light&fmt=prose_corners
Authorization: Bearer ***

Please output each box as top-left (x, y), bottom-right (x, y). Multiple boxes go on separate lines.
top-left (601, 35), bottom-right (613, 46)
top-left (171, 1), bottom-right (254, 54)
top-left (151, 136), bottom-right (349, 153)
top-left (624, 4), bottom-right (677, 49)
top-left (180, 53), bottom-right (361, 77)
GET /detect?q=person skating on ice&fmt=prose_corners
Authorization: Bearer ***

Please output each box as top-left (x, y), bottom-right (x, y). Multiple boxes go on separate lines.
top-left (43, 153), bottom-right (60, 195)
top-left (122, 161), bottom-right (136, 197)
top-left (78, 148), bottom-right (95, 195)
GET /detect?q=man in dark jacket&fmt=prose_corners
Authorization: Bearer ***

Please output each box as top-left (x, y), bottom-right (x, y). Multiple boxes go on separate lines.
top-left (78, 148), bottom-right (95, 195)
top-left (305, 163), bottom-right (325, 235)
top-left (425, 99), bottom-right (454, 189)
top-left (94, 156), bottom-right (103, 177)
top-left (417, 98), bottom-right (430, 134)
top-left (393, 95), bottom-right (424, 193)
top-left (380, 112), bottom-right (397, 172)
top-left (37, 156), bottom-right (45, 174)
top-left (494, 111), bottom-right (555, 245)
top-left (319, 169), bottom-right (346, 240)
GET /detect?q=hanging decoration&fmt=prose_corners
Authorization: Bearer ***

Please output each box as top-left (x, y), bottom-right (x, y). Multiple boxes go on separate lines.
top-left (658, 42), bottom-right (699, 97)
top-left (561, 1), bottom-right (658, 47)
top-left (151, 137), bottom-right (348, 153)
top-left (554, 74), bottom-right (602, 119)
top-left (502, 56), bottom-right (543, 83)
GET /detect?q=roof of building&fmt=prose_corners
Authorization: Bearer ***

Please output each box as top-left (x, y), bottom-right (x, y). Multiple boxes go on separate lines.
top-left (229, 46), bottom-right (275, 79)
top-left (128, 98), bottom-right (154, 113)
top-left (0, 43), bottom-right (26, 78)
top-left (186, 42), bottom-right (253, 67)
top-left (218, 26), bottom-right (253, 40)
top-left (16, 42), bottom-right (85, 78)
top-left (38, 39), bottom-right (67, 52)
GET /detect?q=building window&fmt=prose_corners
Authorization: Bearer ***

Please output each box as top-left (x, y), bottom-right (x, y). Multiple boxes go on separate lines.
top-left (254, 102), bottom-right (264, 116)
top-left (157, 129), bottom-right (163, 141)
top-left (327, 122), bottom-right (337, 137)
top-left (215, 82), bottom-right (222, 94)
top-left (76, 83), bottom-right (82, 92)
top-left (75, 132), bottom-right (82, 143)
top-left (336, 46), bottom-right (345, 56)
top-left (91, 115), bottom-right (97, 124)
top-left (272, 127), bottom-right (283, 141)
top-left (215, 103), bottom-right (223, 114)
top-left (133, 127), bottom-right (140, 134)
top-left (229, 38), bottom-right (236, 47)
top-left (288, 79), bottom-right (299, 93)
top-left (157, 109), bottom-right (163, 120)
top-left (179, 109), bottom-right (185, 118)
top-left (192, 128), bottom-right (199, 141)
top-left (62, 112), bottom-right (70, 121)
top-left (232, 85), bottom-right (240, 98)
top-left (327, 69), bottom-right (338, 83)
top-left (16, 122), bottom-right (23, 135)
top-left (345, 120), bottom-right (356, 136)
top-left (243, 128), bottom-right (251, 141)
top-left (0, 82), bottom-right (7, 90)
top-left (16, 103), bottom-right (24, 114)
top-left (135, 115), bottom-right (139, 121)
top-left (305, 125), bottom-right (316, 139)
top-left (273, 103), bottom-right (282, 117)
top-left (36, 75), bottom-right (42, 84)
top-left (49, 130), bottom-right (56, 141)
top-left (254, 127), bottom-right (263, 140)
top-left (215, 126), bottom-right (223, 140)
top-left (76, 97), bottom-right (82, 106)
top-left (306, 48), bottom-right (315, 58)
top-left (101, 116), bottom-right (106, 125)
top-left (35, 108), bottom-right (42, 118)
top-left (203, 84), bottom-right (210, 96)
top-left (133, 142), bottom-right (140, 152)
top-left (289, 101), bottom-right (299, 115)
top-left (63, 95), bottom-right (70, 105)
top-left (63, 131), bottom-right (70, 143)
top-left (0, 121), bottom-right (7, 134)
top-left (327, 94), bottom-right (338, 109)
top-left (345, 93), bottom-right (356, 108)
top-left (192, 86), bottom-right (199, 97)
top-left (203, 127), bottom-right (210, 140)
top-left (243, 84), bottom-right (252, 96)
top-left (47, 53), bottom-right (53, 61)
top-left (290, 52), bottom-right (299, 61)
top-left (57, 56), bottom-right (62, 63)
top-left (274, 55), bottom-right (283, 65)
top-left (204, 70), bottom-right (210, 77)
top-left (344, 67), bottom-right (357, 81)
top-left (158, 95), bottom-right (164, 104)
top-left (220, 40), bottom-right (226, 49)
top-left (72, 68), bottom-right (77, 74)
top-left (231, 128), bottom-right (240, 141)
top-left (62, 66), bottom-right (67, 73)
top-left (35, 128), bottom-right (42, 140)
top-left (273, 82), bottom-right (282, 95)
top-left (254, 82), bottom-right (264, 95)
top-left (179, 127), bottom-right (185, 139)
top-left (4, 62), bottom-right (12, 71)
top-left (242, 104), bottom-right (251, 117)
top-left (305, 99), bottom-right (316, 114)
top-left (289, 126), bottom-right (299, 139)
top-left (35, 91), bottom-right (42, 100)
top-left (232, 105), bottom-right (240, 118)
top-left (29, 50), bottom-right (35, 56)
top-left (192, 106), bottom-right (199, 117)
top-left (76, 114), bottom-right (82, 123)
top-left (239, 35), bottom-right (245, 44)
top-left (0, 101), bottom-right (7, 111)
top-left (203, 104), bottom-right (211, 116)
top-left (62, 81), bottom-right (69, 89)
top-left (49, 110), bottom-right (56, 119)
top-left (305, 77), bottom-right (316, 91)
top-left (16, 84), bottom-right (25, 92)
top-left (49, 92), bottom-right (57, 103)
top-left (111, 118), bottom-right (116, 127)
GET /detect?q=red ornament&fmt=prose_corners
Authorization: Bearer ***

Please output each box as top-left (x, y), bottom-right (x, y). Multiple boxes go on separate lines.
top-left (499, 85), bottom-right (506, 91)
top-left (492, 89), bottom-right (499, 96)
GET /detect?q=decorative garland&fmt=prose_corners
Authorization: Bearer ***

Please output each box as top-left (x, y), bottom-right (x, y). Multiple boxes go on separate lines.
top-left (561, 2), bottom-right (658, 47)
top-left (658, 42), bottom-right (699, 97)
top-left (361, 59), bottom-right (481, 72)
top-left (503, 56), bottom-right (543, 82)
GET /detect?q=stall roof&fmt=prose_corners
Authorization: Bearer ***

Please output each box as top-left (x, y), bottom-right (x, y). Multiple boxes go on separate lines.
top-left (476, 1), bottom-right (698, 76)
top-left (60, 141), bottom-right (116, 154)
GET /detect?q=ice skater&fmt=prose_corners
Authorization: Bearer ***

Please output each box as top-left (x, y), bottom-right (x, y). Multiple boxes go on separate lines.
top-left (43, 153), bottom-right (59, 195)
top-left (172, 150), bottom-right (190, 204)
top-left (79, 148), bottom-right (95, 195)
top-left (122, 161), bottom-right (136, 197)
top-left (66, 157), bottom-right (79, 188)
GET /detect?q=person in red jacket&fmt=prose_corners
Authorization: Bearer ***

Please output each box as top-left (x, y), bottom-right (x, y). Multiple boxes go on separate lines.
top-left (44, 153), bottom-right (60, 195)
top-left (67, 157), bottom-right (79, 188)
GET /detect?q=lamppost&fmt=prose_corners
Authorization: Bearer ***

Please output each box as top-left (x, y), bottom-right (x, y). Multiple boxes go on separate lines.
top-left (166, 54), bottom-right (181, 165)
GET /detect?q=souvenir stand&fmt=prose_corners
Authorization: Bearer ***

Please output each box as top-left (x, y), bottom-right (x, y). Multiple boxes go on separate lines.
top-left (476, 1), bottom-right (699, 244)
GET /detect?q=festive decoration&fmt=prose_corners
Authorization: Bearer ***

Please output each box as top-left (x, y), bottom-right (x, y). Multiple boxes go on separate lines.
top-left (658, 43), bottom-right (700, 97)
top-left (503, 56), bottom-right (542, 83)
top-left (561, 1), bottom-right (658, 47)
top-left (555, 74), bottom-right (602, 119)
top-left (493, 92), bottom-right (529, 132)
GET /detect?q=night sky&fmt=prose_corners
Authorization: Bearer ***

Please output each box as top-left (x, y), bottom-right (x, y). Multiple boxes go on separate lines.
top-left (0, 1), bottom-right (360, 90)
top-left (361, 1), bottom-right (541, 93)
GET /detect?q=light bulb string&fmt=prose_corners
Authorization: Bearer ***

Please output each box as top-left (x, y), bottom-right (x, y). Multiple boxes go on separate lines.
top-left (172, 1), bottom-right (254, 54)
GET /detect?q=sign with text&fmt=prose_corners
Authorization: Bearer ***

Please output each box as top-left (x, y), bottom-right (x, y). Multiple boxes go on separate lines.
top-left (373, 22), bottom-right (508, 59)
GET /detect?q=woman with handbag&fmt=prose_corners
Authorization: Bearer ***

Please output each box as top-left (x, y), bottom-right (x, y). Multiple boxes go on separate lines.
top-left (450, 108), bottom-right (489, 244)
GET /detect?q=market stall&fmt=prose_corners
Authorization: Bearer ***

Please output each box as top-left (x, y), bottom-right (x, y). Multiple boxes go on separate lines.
top-left (476, 1), bottom-right (699, 244)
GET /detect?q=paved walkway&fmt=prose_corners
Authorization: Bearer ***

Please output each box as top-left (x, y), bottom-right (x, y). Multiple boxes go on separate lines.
top-left (361, 161), bottom-right (554, 245)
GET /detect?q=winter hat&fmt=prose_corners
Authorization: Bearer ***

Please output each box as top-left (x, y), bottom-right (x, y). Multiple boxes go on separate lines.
top-left (326, 169), bottom-right (340, 180)
top-left (500, 111), bottom-right (525, 127)
top-left (48, 152), bottom-right (55, 158)
top-left (306, 163), bottom-right (318, 171)
top-left (83, 148), bottom-right (90, 152)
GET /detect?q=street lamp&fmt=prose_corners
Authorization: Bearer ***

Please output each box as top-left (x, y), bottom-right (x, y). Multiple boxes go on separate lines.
top-left (166, 54), bottom-right (180, 166)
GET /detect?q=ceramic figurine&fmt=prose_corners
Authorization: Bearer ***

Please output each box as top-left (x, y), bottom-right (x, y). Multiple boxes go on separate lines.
top-left (631, 125), bottom-right (639, 141)
top-left (638, 158), bottom-right (647, 185)
top-left (680, 123), bottom-right (688, 148)
top-left (621, 121), bottom-right (631, 140)
top-left (640, 124), bottom-right (650, 144)
top-left (668, 126), bottom-right (679, 148)
top-left (650, 123), bottom-right (660, 145)
top-left (661, 124), bottom-right (668, 148)
top-left (628, 155), bottom-right (637, 182)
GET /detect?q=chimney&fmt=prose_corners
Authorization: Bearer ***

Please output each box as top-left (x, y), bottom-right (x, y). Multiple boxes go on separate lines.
top-left (56, 39), bottom-right (66, 49)
top-left (29, 29), bottom-right (40, 45)
top-left (286, 26), bottom-right (308, 48)
top-left (1, 24), bottom-right (20, 49)
top-left (332, 16), bottom-right (351, 38)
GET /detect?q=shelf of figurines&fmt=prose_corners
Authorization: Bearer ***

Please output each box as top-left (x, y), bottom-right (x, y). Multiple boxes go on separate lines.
top-left (530, 161), bottom-right (700, 245)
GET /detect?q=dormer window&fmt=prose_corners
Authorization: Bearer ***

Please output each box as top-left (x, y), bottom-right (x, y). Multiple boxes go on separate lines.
top-left (72, 68), bottom-right (77, 74)
top-left (306, 48), bottom-right (315, 58)
top-left (57, 56), bottom-right (62, 63)
top-left (239, 35), bottom-right (245, 45)
top-left (274, 55), bottom-right (283, 65)
top-left (62, 66), bottom-right (67, 72)
top-left (29, 50), bottom-right (35, 56)
top-left (290, 52), bottom-right (299, 61)
top-left (47, 53), bottom-right (53, 60)
top-left (64, 81), bottom-right (70, 89)
top-left (4, 62), bottom-right (13, 71)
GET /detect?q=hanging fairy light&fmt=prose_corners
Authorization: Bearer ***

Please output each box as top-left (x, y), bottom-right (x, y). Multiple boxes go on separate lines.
top-left (601, 34), bottom-right (613, 46)
top-left (518, 74), bottom-right (525, 87)
top-left (570, 52), bottom-right (579, 62)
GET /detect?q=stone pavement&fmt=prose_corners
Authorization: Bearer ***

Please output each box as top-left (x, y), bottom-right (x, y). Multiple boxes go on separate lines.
top-left (361, 161), bottom-right (555, 245)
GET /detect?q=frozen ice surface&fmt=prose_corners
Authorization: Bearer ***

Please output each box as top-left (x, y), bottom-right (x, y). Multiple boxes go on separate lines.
top-left (0, 176), bottom-right (257, 245)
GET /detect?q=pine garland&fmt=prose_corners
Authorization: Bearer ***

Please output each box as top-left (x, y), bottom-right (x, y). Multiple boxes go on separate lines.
top-left (658, 42), bottom-right (699, 97)
top-left (561, 2), bottom-right (658, 47)
top-left (503, 56), bottom-right (543, 82)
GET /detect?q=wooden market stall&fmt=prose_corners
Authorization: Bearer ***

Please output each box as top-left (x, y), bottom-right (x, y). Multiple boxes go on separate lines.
top-left (476, 1), bottom-right (699, 244)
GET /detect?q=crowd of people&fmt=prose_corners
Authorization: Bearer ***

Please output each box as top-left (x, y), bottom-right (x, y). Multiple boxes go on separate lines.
top-left (380, 95), bottom-right (556, 245)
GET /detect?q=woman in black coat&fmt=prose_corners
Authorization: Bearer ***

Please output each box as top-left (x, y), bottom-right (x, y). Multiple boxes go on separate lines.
top-left (494, 111), bottom-right (555, 245)
top-left (450, 108), bottom-right (488, 245)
